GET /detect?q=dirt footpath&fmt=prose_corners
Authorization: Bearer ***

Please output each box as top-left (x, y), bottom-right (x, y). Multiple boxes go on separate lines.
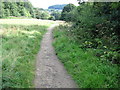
top-left (34, 24), bottom-right (77, 88)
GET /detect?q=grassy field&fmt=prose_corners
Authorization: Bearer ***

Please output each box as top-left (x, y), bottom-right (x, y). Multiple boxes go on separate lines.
top-left (0, 19), bottom-right (55, 26)
top-left (2, 17), bottom-right (33, 19)
top-left (53, 25), bottom-right (119, 88)
top-left (0, 19), bottom-right (54, 88)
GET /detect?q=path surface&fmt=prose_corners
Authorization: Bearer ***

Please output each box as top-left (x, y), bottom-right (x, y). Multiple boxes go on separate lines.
top-left (34, 24), bottom-right (77, 88)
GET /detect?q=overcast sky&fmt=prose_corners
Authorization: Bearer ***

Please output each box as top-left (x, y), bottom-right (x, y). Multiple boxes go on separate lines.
top-left (29, 0), bottom-right (79, 9)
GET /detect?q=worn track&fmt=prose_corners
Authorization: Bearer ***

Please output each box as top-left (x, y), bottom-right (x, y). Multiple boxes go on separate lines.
top-left (34, 24), bottom-right (77, 88)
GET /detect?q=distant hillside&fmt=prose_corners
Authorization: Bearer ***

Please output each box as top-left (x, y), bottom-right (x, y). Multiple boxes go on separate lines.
top-left (48, 4), bottom-right (67, 10)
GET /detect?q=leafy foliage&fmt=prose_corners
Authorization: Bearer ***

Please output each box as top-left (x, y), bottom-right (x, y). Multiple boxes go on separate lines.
top-left (34, 8), bottom-right (50, 19)
top-left (0, 1), bottom-right (34, 18)
top-left (60, 4), bottom-right (76, 21)
top-left (0, 1), bottom-right (51, 19)
top-left (50, 10), bottom-right (61, 20)
top-left (62, 2), bottom-right (120, 64)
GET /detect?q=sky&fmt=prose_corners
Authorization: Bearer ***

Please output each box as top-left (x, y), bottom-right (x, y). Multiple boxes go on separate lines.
top-left (29, 0), bottom-right (79, 9)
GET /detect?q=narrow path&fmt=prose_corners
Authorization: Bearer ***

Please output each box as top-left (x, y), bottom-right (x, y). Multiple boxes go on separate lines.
top-left (34, 24), bottom-right (77, 88)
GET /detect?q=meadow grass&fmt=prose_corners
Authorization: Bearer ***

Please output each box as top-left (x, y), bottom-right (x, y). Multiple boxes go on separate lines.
top-left (53, 25), bottom-right (119, 88)
top-left (0, 19), bottom-right (54, 88)
top-left (2, 17), bottom-right (33, 19)
top-left (0, 19), bottom-right (54, 26)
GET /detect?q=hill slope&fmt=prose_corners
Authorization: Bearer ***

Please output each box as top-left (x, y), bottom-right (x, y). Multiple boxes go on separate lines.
top-left (48, 4), bottom-right (67, 10)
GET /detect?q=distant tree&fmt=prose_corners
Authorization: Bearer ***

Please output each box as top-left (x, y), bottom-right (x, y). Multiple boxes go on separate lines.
top-left (60, 4), bottom-right (76, 21)
top-left (48, 16), bottom-right (55, 20)
top-left (51, 11), bottom-right (61, 20)
top-left (40, 11), bottom-right (50, 19)
top-left (34, 8), bottom-right (50, 19)
top-left (34, 8), bottom-right (41, 19)
top-left (0, 1), bottom-right (35, 18)
top-left (21, 8), bottom-right (31, 17)
top-left (24, 2), bottom-right (34, 17)
top-left (4, 9), bottom-right (10, 17)
top-left (0, 2), bottom-right (5, 18)
top-left (31, 9), bottom-right (36, 18)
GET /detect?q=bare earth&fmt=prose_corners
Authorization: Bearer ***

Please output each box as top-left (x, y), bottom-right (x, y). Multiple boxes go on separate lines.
top-left (34, 24), bottom-right (77, 88)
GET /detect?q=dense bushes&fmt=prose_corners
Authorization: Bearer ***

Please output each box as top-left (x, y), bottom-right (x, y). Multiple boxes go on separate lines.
top-left (55, 2), bottom-right (120, 87)
top-left (61, 2), bottom-right (120, 64)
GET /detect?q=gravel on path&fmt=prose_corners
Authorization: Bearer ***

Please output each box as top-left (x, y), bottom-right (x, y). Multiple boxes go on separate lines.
top-left (34, 24), bottom-right (77, 88)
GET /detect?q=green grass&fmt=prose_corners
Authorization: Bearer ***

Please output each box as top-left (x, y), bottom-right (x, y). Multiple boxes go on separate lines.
top-left (1, 20), bottom-right (54, 88)
top-left (0, 19), bottom-right (54, 26)
top-left (53, 25), bottom-right (119, 88)
top-left (2, 16), bottom-right (33, 19)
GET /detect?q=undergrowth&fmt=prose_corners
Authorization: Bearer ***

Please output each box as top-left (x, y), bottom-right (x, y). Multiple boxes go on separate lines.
top-left (53, 25), bottom-right (119, 88)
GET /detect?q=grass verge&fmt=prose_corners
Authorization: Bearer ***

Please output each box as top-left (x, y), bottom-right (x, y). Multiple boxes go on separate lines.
top-left (53, 25), bottom-right (119, 88)
top-left (1, 23), bottom-right (50, 88)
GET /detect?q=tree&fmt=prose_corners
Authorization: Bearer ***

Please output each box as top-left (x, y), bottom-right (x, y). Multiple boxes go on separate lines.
top-left (0, 2), bottom-right (5, 18)
top-left (40, 11), bottom-right (50, 19)
top-left (48, 16), bottom-right (55, 20)
top-left (51, 11), bottom-right (61, 20)
top-left (4, 9), bottom-right (10, 17)
top-left (20, 8), bottom-right (31, 17)
top-left (60, 4), bottom-right (76, 21)
top-left (34, 8), bottom-right (41, 19)
top-left (0, 1), bottom-right (35, 18)
top-left (24, 2), bottom-right (35, 17)
top-left (34, 8), bottom-right (50, 19)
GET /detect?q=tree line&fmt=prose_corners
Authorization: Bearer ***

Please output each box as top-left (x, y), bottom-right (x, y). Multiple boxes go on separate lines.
top-left (0, 1), bottom-right (34, 18)
top-left (0, 0), bottom-right (61, 20)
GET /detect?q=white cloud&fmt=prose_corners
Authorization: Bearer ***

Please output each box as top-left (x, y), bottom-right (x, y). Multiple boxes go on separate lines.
top-left (29, 0), bottom-right (79, 9)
